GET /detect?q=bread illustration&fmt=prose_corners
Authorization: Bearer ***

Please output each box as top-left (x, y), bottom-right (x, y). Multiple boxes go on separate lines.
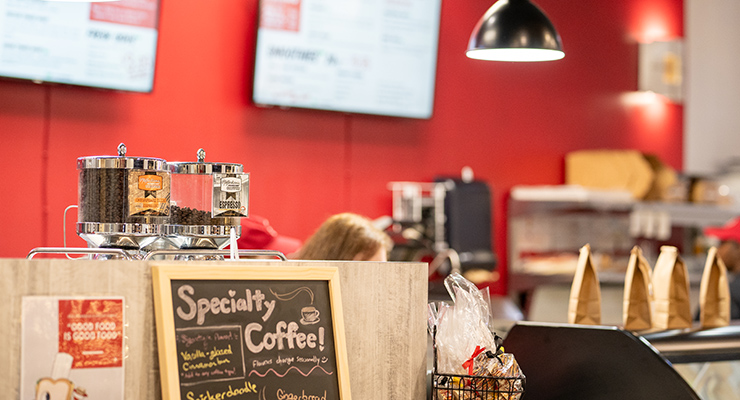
top-left (35, 378), bottom-right (74, 400)
top-left (35, 353), bottom-right (75, 400)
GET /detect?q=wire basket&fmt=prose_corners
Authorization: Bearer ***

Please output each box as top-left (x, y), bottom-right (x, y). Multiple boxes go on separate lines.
top-left (431, 327), bottom-right (525, 400)
top-left (432, 373), bottom-right (524, 400)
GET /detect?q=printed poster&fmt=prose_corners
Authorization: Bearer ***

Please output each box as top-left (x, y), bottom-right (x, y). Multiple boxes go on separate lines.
top-left (20, 296), bottom-right (125, 400)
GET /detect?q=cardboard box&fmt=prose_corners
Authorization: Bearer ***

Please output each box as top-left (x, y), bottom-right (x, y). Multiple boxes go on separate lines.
top-left (566, 150), bottom-right (655, 199)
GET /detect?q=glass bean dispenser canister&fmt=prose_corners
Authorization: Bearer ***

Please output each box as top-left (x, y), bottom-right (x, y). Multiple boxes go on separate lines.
top-left (76, 143), bottom-right (170, 249)
top-left (166, 149), bottom-right (249, 249)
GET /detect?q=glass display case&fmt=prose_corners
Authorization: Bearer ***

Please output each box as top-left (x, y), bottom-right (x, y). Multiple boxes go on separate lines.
top-left (644, 325), bottom-right (740, 399)
top-left (502, 321), bottom-right (740, 400)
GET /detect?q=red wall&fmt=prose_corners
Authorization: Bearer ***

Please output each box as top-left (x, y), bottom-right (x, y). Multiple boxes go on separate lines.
top-left (0, 0), bottom-right (683, 293)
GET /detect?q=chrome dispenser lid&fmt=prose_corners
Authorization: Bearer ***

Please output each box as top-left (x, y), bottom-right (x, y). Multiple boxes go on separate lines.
top-left (77, 143), bottom-right (167, 171)
top-left (168, 148), bottom-right (243, 174)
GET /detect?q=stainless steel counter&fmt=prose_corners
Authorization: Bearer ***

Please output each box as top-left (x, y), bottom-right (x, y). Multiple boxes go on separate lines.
top-left (642, 323), bottom-right (740, 364)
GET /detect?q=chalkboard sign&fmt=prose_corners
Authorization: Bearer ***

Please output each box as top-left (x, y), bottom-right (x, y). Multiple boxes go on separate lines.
top-left (152, 264), bottom-right (351, 400)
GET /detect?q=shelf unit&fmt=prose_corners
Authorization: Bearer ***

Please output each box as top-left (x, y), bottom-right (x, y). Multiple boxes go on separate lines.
top-left (507, 186), bottom-right (740, 277)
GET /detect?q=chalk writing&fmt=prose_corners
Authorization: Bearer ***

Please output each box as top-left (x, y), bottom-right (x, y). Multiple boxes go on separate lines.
top-left (185, 381), bottom-right (258, 400)
top-left (176, 286), bottom-right (276, 325)
top-left (276, 388), bottom-right (327, 400)
top-left (249, 365), bottom-right (335, 378)
top-left (176, 326), bottom-right (246, 386)
top-left (167, 279), bottom-right (340, 399)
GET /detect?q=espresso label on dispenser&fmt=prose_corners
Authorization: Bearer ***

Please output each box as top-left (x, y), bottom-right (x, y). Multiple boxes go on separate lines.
top-left (212, 173), bottom-right (249, 217)
top-left (128, 171), bottom-right (170, 216)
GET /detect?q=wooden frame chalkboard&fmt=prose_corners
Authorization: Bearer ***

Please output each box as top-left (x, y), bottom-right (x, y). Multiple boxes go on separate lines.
top-left (152, 263), bottom-right (352, 400)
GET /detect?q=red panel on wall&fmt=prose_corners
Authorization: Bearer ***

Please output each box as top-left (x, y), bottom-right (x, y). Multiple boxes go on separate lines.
top-left (0, 0), bottom-right (684, 297)
top-left (0, 82), bottom-right (46, 254)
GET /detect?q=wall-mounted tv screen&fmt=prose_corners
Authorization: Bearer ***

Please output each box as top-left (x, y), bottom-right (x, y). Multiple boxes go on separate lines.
top-left (252, 0), bottom-right (442, 119)
top-left (0, 0), bottom-right (160, 93)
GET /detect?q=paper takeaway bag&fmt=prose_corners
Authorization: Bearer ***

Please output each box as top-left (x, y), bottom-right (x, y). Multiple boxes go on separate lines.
top-left (623, 246), bottom-right (652, 331)
top-left (699, 246), bottom-right (731, 328)
top-left (652, 245), bottom-right (692, 330)
top-left (568, 244), bottom-right (601, 325)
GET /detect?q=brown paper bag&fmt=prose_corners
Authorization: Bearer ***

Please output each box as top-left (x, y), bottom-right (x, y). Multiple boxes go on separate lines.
top-left (652, 245), bottom-right (692, 330)
top-left (568, 244), bottom-right (602, 325)
top-left (700, 246), bottom-right (731, 328)
top-left (623, 246), bottom-right (653, 331)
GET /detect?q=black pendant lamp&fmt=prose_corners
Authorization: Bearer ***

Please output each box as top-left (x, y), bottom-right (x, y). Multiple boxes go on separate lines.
top-left (467, 0), bottom-right (564, 62)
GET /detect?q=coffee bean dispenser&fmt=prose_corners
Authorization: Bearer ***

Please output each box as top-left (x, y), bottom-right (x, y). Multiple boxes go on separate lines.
top-left (165, 148), bottom-right (249, 249)
top-left (76, 143), bottom-right (170, 251)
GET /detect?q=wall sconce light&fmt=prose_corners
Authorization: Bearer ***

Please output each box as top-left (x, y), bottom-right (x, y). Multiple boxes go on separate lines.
top-left (466, 0), bottom-right (564, 62)
top-left (638, 39), bottom-right (683, 103)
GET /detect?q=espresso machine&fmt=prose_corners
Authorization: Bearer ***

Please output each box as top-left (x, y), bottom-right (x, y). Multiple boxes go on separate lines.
top-left (386, 168), bottom-right (498, 276)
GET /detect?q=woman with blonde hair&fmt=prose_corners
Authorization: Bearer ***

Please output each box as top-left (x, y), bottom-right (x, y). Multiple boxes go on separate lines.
top-left (295, 213), bottom-right (393, 261)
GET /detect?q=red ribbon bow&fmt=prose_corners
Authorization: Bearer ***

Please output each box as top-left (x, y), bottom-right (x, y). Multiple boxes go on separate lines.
top-left (461, 345), bottom-right (486, 375)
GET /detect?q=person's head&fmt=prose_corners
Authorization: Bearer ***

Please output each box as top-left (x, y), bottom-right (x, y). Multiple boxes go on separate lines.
top-left (705, 217), bottom-right (740, 273)
top-left (718, 240), bottom-right (740, 273)
top-left (296, 213), bottom-right (393, 261)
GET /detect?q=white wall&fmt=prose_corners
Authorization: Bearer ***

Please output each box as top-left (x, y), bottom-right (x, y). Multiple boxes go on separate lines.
top-left (685, 0), bottom-right (740, 175)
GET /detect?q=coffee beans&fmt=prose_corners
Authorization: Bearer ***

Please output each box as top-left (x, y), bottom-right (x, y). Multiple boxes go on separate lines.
top-left (79, 169), bottom-right (127, 223)
top-left (169, 205), bottom-right (237, 226)
top-left (79, 168), bottom-right (169, 224)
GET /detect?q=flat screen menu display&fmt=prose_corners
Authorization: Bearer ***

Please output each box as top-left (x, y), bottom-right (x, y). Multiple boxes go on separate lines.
top-left (0, 0), bottom-right (160, 93)
top-left (252, 0), bottom-right (442, 119)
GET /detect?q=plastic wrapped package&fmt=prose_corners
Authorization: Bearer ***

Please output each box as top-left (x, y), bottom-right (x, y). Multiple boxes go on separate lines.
top-left (436, 273), bottom-right (497, 375)
top-left (429, 273), bottom-right (525, 400)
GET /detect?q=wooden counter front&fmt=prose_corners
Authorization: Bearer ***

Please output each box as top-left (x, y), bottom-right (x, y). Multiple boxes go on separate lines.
top-left (0, 259), bottom-right (427, 399)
